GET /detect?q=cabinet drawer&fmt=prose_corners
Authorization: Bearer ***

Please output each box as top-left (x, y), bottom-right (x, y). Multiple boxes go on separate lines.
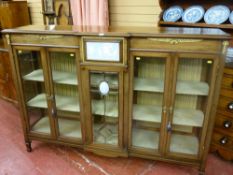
top-left (130, 38), bottom-right (221, 53)
top-left (215, 114), bottom-right (233, 133)
top-left (218, 96), bottom-right (233, 113)
top-left (221, 75), bottom-right (233, 89)
top-left (224, 67), bottom-right (233, 76)
top-left (10, 34), bottom-right (80, 47)
top-left (212, 132), bottom-right (233, 150)
top-left (220, 88), bottom-right (233, 98)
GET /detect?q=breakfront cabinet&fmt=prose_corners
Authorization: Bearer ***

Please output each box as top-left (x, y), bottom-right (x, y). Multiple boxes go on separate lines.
top-left (3, 25), bottom-right (229, 174)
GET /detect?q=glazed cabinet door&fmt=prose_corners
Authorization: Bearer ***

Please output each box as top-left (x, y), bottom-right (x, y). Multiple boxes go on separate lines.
top-left (165, 53), bottom-right (218, 159)
top-left (46, 48), bottom-right (83, 143)
top-left (13, 47), bottom-right (55, 138)
top-left (129, 52), bottom-right (171, 155)
top-left (82, 66), bottom-right (124, 151)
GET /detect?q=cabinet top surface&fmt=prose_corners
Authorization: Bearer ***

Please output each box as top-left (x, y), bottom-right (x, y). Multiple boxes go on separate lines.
top-left (2, 25), bottom-right (230, 40)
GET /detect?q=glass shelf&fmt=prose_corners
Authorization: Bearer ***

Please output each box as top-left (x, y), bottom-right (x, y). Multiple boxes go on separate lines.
top-left (170, 134), bottom-right (199, 155)
top-left (134, 77), bottom-right (209, 96)
top-left (32, 116), bottom-right (81, 138)
top-left (132, 128), bottom-right (159, 149)
top-left (23, 69), bottom-right (78, 85)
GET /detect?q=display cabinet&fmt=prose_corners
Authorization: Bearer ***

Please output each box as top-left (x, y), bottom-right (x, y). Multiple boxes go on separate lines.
top-left (3, 25), bottom-right (229, 174)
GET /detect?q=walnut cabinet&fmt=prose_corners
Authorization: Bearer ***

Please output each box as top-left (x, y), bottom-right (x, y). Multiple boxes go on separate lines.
top-left (3, 25), bottom-right (230, 174)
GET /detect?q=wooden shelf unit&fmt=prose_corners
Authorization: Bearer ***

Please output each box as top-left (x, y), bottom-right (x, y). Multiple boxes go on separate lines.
top-left (158, 0), bottom-right (233, 29)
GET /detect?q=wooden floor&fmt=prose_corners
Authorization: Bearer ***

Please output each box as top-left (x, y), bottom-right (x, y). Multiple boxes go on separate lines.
top-left (0, 99), bottom-right (232, 175)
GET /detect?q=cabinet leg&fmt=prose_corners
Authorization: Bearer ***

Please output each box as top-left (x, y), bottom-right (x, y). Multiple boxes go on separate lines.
top-left (25, 141), bottom-right (32, 152)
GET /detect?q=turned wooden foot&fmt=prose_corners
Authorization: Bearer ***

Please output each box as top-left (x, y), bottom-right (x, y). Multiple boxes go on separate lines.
top-left (25, 141), bottom-right (32, 152)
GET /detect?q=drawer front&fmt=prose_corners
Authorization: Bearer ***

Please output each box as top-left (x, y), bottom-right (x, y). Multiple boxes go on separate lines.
top-left (221, 75), bottom-right (233, 89)
top-left (220, 88), bottom-right (233, 98)
top-left (130, 38), bottom-right (221, 53)
top-left (212, 132), bottom-right (233, 150)
top-left (218, 96), bottom-right (233, 114)
top-left (224, 67), bottom-right (233, 76)
top-left (215, 114), bottom-right (233, 133)
top-left (11, 34), bottom-right (80, 47)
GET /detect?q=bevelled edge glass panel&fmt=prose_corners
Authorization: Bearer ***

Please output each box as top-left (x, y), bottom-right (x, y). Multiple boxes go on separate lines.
top-left (86, 42), bottom-right (120, 61)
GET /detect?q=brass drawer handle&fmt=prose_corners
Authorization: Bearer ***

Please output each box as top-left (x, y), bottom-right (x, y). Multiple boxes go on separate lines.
top-left (228, 102), bottom-right (233, 110)
top-left (219, 137), bottom-right (228, 145)
top-left (223, 121), bottom-right (232, 128)
top-left (147, 38), bottom-right (203, 45)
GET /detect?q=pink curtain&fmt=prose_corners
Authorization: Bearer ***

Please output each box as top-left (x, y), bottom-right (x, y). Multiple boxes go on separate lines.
top-left (70, 0), bottom-right (109, 27)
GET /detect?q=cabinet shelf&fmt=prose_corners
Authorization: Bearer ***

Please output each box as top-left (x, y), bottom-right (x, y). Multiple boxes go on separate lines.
top-left (133, 104), bottom-right (162, 123)
top-left (173, 108), bottom-right (204, 127)
top-left (32, 116), bottom-right (81, 138)
top-left (170, 134), bottom-right (199, 155)
top-left (92, 100), bottom-right (118, 118)
top-left (27, 93), bottom-right (118, 117)
top-left (23, 69), bottom-right (78, 85)
top-left (134, 78), bottom-right (164, 93)
top-left (159, 21), bottom-right (233, 30)
top-left (132, 128), bottom-right (159, 149)
top-left (27, 93), bottom-right (80, 112)
top-left (134, 77), bottom-right (209, 96)
top-left (133, 104), bottom-right (204, 127)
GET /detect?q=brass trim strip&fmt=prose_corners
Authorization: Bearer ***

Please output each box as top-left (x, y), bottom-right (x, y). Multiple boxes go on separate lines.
top-left (147, 38), bottom-right (203, 45)
top-left (11, 43), bottom-right (80, 49)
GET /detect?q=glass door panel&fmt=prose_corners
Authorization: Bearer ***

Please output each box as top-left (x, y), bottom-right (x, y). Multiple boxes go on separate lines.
top-left (90, 72), bottom-right (119, 145)
top-left (17, 49), bottom-right (51, 136)
top-left (49, 51), bottom-right (82, 140)
top-left (168, 57), bottom-right (214, 156)
top-left (132, 56), bottom-right (166, 150)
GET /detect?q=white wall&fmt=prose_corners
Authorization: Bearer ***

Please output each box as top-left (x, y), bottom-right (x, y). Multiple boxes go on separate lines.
top-left (26, 0), bottom-right (162, 26)
top-left (27, 0), bottom-right (44, 24)
top-left (109, 0), bottom-right (161, 26)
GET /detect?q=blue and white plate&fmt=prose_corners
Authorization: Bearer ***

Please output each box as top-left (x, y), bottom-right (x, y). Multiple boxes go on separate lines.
top-left (229, 11), bottom-right (233, 24)
top-left (163, 6), bottom-right (183, 22)
top-left (204, 5), bottom-right (230, 24)
top-left (182, 5), bottom-right (205, 23)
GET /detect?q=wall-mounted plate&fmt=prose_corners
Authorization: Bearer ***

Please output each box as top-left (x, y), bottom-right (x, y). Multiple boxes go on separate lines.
top-left (204, 5), bottom-right (230, 24)
top-left (163, 6), bottom-right (183, 22)
top-left (182, 5), bottom-right (205, 23)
